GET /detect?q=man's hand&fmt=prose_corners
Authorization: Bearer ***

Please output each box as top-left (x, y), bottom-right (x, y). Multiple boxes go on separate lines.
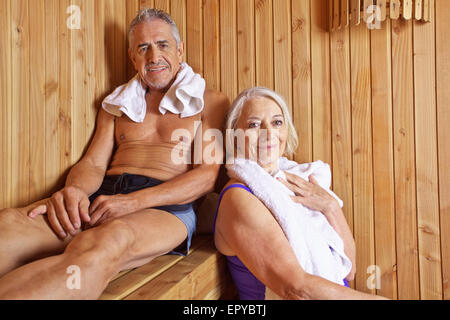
top-left (28, 186), bottom-right (91, 239)
top-left (88, 193), bottom-right (139, 227)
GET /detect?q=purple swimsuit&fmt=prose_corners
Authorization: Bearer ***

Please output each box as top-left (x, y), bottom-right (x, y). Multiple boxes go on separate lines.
top-left (213, 184), bottom-right (350, 300)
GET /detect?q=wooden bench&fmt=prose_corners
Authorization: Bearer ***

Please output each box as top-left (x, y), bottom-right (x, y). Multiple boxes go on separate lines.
top-left (100, 235), bottom-right (236, 300)
top-left (99, 193), bottom-right (236, 300)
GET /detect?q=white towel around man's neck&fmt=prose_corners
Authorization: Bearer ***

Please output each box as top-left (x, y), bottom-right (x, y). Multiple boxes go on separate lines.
top-left (102, 62), bottom-right (206, 122)
top-left (226, 157), bottom-right (352, 285)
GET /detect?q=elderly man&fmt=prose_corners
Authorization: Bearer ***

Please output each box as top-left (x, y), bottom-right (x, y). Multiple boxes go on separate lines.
top-left (0, 9), bottom-right (228, 299)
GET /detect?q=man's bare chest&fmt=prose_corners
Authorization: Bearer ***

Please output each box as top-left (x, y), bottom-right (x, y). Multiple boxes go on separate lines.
top-left (114, 111), bottom-right (201, 145)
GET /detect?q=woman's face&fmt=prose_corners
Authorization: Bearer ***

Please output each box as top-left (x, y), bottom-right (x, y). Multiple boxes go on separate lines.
top-left (235, 97), bottom-right (288, 170)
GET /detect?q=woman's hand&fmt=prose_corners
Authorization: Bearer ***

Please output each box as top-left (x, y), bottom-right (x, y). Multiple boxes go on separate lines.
top-left (277, 172), bottom-right (340, 216)
top-left (88, 193), bottom-right (140, 227)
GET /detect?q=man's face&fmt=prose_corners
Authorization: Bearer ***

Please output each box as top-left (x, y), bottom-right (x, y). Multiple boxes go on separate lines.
top-left (129, 19), bottom-right (184, 91)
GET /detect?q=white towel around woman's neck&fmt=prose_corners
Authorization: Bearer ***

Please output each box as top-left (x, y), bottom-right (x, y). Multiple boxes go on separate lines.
top-left (102, 62), bottom-right (205, 122)
top-left (226, 157), bottom-right (352, 285)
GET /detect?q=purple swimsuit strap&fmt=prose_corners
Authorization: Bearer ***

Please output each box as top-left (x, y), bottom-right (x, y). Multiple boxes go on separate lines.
top-left (212, 184), bottom-right (253, 234)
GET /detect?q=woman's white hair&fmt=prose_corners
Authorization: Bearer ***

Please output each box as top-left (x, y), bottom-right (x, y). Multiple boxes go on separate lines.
top-left (226, 87), bottom-right (298, 157)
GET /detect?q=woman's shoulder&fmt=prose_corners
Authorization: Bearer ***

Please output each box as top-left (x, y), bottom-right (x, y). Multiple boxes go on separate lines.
top-left (218, 179), bottom-right (269, 221)
top-left (215, 179), bottom-right (262, 256)
top-left (223, 178), bottom-right (247, 189)
top-left (220, 179), bottom-right (254, 203)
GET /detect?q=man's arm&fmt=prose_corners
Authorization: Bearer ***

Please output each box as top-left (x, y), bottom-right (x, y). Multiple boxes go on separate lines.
top-left (65, 108), bottom-right (116, 195)
top-left (133, 90), bottom-right (230, 207)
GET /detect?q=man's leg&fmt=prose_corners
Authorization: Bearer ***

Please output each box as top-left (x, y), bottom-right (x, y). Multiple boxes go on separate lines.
top-left (0, 200), bottom-right (72, 277)
top-left (0, 208), bottom-right (188, 299)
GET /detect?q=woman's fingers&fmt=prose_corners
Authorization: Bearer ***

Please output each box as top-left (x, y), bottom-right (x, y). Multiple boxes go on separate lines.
top-left (277, 177), bottom-right (304, 196)
top-left (308, 174), bottom-right (320, 186)
top-left (284, 171), bottom-right (309, 187)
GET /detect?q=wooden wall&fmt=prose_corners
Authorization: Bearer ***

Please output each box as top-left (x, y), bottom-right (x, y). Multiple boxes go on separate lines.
top-left (0, 0), bottom-right (448, 300)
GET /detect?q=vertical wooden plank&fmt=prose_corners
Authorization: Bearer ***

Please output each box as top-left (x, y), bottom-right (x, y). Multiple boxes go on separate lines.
top-left (391, 18), bottom-right (420, 299)
top-left (311, 0), bottom-right (332, 165)
top-left (363, 0), bottom-right (372, 23)
top-left (341, 0), bottom-right (349, 27)
top-left (350, 0), bottom-right (360, 26)
top-left (350, 23), bottom-right (375, 294)
top-left (378, 0), bottom-right (387, 21)
top-left (103, 0), bottom-right (115, 91)
top-left (203, 0), bottom-right (220, 90)
top-left (237, 0), bottom-right (255, 92)
top-left (423, 0), bottom-right (430, 22)
top-left (371, 19), bottom-right (397, 299)
top-left (11, 0), bottom-right (30, 207)
top-left (44, 0), bottom-right (61, 195)
top-left (0, 0), bottom-right (12, 208)
top-left (255, 0), bottom-right (273, 89)
top-left (403, 0), bottom-right (413, 20)
top-left (330, 26), bottom-right (354, 265)
top-left (329, 0), bottom-right (334, 31)
top-left (436, 0), bottom-right (450, 300)
top-left (126, 0), bottom-right (140, 79)
top-left (273, 0), bottom-right (292, 113)
top-left (93, 0), bottom-right (111, 165)
top-left (72, 0), bottom-right (87, 165)
top-left (413, 0), bottom-right (442, 300)
top-left (171, 0), bottom-right (187, 62)
top-left (391, 0), bottom-right (401, 19)
top-left (114, 0), bottom-right (127, 87)
top-left (186, 0), bottom-right (203, 75)
top-left (333, 0), bottom-right (340, 29)
top-left (415, 0), bottom-right (423, 21)
top-left (154, 0), bottom-right (170, 13)
top-left (139, 0), bottom-right (154, 9)
top-left (85, 0), bottom-right (97, 145)
top-left (59, 0), bottom-right (73, 177)
top-left (292, 0), bottom-right (312, 164)
top-left (220, 0), bottom-right (237, 100)
top-left (29, 0), bottom-right (46, 203)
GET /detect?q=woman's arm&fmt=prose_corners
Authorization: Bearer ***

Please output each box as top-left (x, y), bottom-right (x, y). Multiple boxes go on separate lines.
top-left (278, 172), bottom-right (356, 281)
top-left (322, 203), bottom-right (356, 281)
top-left (214, 185), bottom-right (383, 300)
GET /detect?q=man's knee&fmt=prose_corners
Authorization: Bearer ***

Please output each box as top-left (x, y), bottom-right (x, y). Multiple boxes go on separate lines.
top-left (64, 219), bottom-right (136, 269)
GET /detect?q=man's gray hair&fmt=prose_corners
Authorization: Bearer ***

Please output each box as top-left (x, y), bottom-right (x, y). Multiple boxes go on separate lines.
top-left (226, 87), bottom-right (299, 157)
top-left (128, 8), bottom-right (181, 49)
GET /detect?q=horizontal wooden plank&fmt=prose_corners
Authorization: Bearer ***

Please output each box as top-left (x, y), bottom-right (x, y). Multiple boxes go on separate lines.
top-left (124, 240), bottom-right (229, 300)
top-left (101, 235), bottom-right (210, 300)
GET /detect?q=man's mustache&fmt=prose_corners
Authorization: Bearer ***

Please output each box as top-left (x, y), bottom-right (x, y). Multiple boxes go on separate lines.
top-left (145, 62), bottom-right (169, 71)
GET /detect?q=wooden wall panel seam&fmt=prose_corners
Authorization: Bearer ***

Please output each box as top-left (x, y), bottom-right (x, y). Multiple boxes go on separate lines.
top-left (436, 0), bottom-right (450, 300)
top-left (433, 0), bottom-right (445, 300)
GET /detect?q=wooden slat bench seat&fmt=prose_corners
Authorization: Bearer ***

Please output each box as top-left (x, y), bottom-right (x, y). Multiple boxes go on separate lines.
top-left (100, 235), bottom-right (236, 300)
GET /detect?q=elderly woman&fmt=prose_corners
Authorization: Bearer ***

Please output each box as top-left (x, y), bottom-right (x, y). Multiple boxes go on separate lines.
top-left (213, 87), bottom-right (384, 300)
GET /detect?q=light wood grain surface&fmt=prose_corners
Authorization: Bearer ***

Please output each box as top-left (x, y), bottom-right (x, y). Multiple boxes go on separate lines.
top-left (0, 0), bottom-right (448, 300)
